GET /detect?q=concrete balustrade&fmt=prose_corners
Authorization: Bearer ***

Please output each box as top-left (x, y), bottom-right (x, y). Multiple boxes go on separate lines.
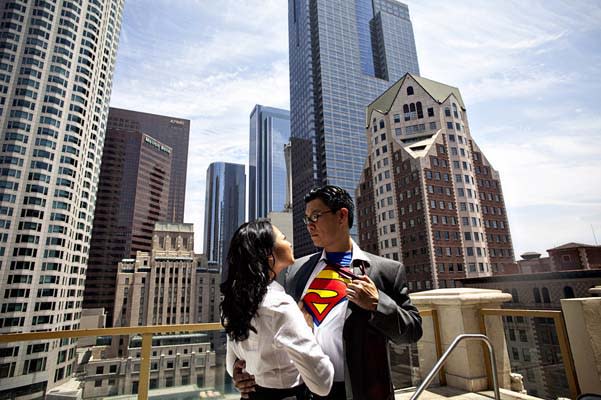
top-left (410, 288), bottom-right (513, 392)
top-left (561, 297), bottom-right (601, 394)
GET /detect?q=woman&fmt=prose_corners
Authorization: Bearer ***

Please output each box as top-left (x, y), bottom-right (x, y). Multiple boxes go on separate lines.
top-left (222, 220), bottom-right (333, 400)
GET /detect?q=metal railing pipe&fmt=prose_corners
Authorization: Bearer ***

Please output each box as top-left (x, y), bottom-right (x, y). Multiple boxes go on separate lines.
top-left (410, 333), bottom-right (500, 400)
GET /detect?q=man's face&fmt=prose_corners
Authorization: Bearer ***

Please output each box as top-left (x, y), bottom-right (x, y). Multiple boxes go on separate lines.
top-left (305, 198), bottom-right (342, 249)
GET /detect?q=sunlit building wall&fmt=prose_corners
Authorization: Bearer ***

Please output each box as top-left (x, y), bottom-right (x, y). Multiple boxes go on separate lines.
top-left (0, 0), bottom-right (125, 396)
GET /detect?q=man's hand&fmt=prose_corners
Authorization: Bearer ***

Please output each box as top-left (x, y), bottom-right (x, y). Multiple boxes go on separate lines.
top-left (233, 359), bottom-right (256, 398)
top-left (346, 275), bottom-right (379, 311)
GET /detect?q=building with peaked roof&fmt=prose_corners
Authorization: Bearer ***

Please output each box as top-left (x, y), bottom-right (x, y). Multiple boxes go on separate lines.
top-left (356, 73), bottom-right (515, 290)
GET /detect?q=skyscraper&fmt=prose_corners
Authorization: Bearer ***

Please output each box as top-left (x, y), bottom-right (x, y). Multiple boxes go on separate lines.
top-left (84, 129), bottom-right (172, 325)
top-left (288, 0), bottom-right (420, 256)
top-left (248, 105), bottom-right (290, 221)
top-left (107, 108), bottom-right (190, 223)
top-left (203, 162), bottom-right (245, 279)
top-left (356, 73), bottom-right (515, 290)
top-left (0, 0), bottom-right (124, 396)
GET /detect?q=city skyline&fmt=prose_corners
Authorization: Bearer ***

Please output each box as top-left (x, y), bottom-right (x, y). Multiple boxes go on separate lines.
top-left (109, 0), bottom-right (601, 257)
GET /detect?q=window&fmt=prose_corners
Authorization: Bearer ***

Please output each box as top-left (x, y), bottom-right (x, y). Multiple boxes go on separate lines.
top-left (427, 107), bottom-right (434, 117)
top-left (542, 287), bottom-right (551, 303)
top-left (533, 288), bottom-right (541, 303)
top-left (511, 289), bottom-right (519, 303)
top-left (406, 86), bottom-right (414, 95)
top-left (563, 286), bottom-right (575, 298)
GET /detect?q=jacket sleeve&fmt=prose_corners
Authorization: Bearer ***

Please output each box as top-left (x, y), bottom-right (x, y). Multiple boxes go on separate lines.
top-left (272, 298), bottom-right (334, 396)
top-left (368, 261), bottom-right (423, 344)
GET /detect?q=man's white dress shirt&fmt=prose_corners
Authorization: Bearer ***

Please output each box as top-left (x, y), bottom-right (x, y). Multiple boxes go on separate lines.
top-left (301, 239), bottom-right (370, 382)
top-left (226, 281), bottom-right (333, 396)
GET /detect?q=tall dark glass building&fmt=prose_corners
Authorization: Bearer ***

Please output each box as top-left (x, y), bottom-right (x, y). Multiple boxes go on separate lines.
top-left (107, 108), bottom-right (190, 223)
top-left (84, 130), bottom-right (172, 326)
top-left (249, 105), bottom-right (291, 221)
top-left (203, 162), bottom-right (245, 279)
top-left (288, 0), bottom-right (420, 256)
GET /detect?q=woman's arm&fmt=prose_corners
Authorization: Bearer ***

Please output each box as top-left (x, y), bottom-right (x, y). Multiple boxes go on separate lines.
top-left (273, 299), bottom-right (334, 396)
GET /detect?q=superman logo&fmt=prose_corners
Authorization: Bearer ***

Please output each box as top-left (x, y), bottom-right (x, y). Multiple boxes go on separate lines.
top-left (302, 266), bottom-right (352, 325)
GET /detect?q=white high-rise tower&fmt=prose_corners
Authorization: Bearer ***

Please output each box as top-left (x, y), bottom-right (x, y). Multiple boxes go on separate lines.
top-left (0, 0), bottom-right (125, 396)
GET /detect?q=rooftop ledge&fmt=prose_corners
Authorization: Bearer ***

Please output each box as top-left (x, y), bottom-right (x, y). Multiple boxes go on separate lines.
top-left (395, 386), bottom-right (544, 400)
top-left (410, 288), bottom-right (512, 306)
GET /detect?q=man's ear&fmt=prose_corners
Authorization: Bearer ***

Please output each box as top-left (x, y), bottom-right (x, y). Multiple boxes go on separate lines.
top-left (338, 207), bottom-right (349, 226)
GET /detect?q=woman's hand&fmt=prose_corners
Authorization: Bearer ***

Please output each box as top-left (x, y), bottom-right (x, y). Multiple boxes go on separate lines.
top-left (233, 359), bottom-right (256, 398)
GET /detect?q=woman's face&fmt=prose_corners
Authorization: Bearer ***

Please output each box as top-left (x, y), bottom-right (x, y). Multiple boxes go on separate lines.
top-left (271, 225), bottom-right (295, 277)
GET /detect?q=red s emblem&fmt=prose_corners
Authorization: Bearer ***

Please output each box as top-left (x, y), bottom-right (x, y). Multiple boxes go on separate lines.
top-left (302, 266), bottom-right (351, 325)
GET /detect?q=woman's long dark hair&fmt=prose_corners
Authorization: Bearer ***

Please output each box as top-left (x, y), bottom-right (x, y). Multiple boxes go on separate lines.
top-left (220, 219), bottom-right (275, 342)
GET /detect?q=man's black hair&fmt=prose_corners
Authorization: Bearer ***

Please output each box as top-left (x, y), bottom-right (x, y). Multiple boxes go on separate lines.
top-left (304, 185), bottom-right (354, 228)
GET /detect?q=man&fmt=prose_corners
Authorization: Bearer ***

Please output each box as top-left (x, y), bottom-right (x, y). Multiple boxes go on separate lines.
top-left (234, 185), bottom-right (422, 399)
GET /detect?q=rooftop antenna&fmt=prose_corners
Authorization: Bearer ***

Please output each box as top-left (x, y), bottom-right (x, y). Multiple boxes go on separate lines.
top-left (592, 224), bottom-right (599, 246)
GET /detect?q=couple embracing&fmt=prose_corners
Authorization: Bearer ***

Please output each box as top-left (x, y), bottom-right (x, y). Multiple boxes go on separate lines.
top-left (221, 185), bottom-right (423, 400)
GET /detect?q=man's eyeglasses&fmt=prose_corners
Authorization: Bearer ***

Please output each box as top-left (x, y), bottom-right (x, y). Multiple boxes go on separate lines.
top-left (303, 210), bottom-right (334, 225)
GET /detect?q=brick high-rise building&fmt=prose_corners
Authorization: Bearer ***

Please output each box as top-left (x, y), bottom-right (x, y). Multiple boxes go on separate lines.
top-left (0, 0), bottom-right (125, 396)
top-left (84, 130), bottom-right (172, 325)
top-left (357, 73), bottom-right (515, 291)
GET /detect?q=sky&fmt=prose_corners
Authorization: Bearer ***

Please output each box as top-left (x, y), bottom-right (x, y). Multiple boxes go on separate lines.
top-left (109, 0), bottom-right (601, 258)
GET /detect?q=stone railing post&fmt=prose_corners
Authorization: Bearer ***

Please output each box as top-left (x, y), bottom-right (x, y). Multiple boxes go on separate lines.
top-left (410, 288), bottom-right (512, 392)
top-left (561, 297), bottom-right (601, 394)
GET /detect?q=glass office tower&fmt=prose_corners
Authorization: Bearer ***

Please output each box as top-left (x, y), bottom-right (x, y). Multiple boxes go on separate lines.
top-left (248, 105), bottom-right (291, 221)
top-left (106, 108), bottom-right (190, 223)
top-left (288, 0), bottom-right (420, 256)
top-left (0, 0), bottom-right (125, 395)
top-left (203, 162), bottom-right (245, 280)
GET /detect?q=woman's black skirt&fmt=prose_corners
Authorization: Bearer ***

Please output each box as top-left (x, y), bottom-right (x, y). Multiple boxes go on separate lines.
top-left (247, 383), bottom-right (309, 400)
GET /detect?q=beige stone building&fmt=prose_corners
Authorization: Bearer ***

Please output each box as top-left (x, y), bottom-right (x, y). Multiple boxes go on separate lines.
top-left (80, 335), bottom-right (217, 398)
top-left (111, 223), bottom-right (220, 355)
top-left (356, 73), bottom-right (514, 291)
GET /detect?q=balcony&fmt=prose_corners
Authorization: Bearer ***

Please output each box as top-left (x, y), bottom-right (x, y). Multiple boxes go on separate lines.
top-left (1, 289), bottom-right (599, 400)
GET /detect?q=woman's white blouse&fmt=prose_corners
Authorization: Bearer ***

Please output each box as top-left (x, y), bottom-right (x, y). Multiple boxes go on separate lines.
top-left (226, 281), bottom-right (334, 396)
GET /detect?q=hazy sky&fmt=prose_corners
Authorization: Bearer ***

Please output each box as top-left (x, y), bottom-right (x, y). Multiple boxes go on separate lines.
top-left (110, 0), bottom-right (601, 258)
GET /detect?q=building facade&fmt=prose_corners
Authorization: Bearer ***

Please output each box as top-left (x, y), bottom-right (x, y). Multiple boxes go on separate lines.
top-left (203, 162), bottom-right (245, 279)
top-left (499, 242), bottom-right (601, 275)
top-left (79, 335), bottom-right (217, 398)
top-left (84, 130), bottom-right (172, 326)
top-left (248, 105), bottom-right (290, 221)
top-left (356, 73), bottom-right (515, 291)
top-left (0, 0), bottom-right (124, 396)
top-left (106, 108), bottom-right (190, 223)
top-left (288, 0), bottom-right (420, 256)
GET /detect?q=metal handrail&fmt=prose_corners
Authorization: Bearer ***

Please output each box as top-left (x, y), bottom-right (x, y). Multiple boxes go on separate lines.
top-left (410, 333), bottom-right (500, 400)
